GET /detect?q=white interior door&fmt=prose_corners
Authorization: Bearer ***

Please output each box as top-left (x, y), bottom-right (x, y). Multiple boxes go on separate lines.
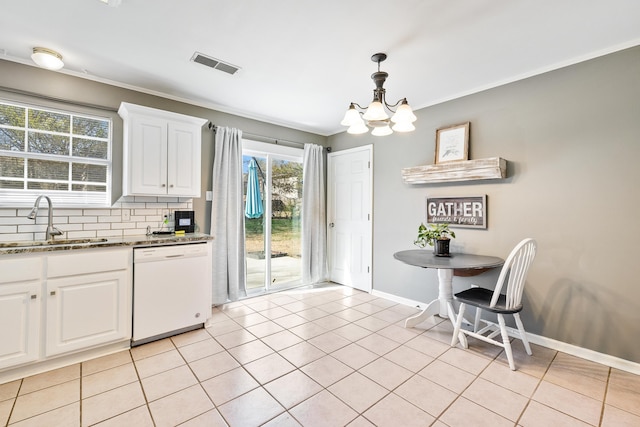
top-left (327, 145), bottom-right (372, 292)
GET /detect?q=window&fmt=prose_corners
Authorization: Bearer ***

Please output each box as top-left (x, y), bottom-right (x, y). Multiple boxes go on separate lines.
top-left (0, 100), bottom-right (112, 207)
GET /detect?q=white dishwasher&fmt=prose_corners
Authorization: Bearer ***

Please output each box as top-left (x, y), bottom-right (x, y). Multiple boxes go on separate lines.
top-left (132, 242), bottom-right (212, 346)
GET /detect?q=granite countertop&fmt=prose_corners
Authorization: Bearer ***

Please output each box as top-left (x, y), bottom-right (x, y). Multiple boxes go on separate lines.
top-left (0, 233), bottom-right (213, 256)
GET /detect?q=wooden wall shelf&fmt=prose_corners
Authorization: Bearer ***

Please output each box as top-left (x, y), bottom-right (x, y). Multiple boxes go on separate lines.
top-left (402, 157), bottom-right (507, 184)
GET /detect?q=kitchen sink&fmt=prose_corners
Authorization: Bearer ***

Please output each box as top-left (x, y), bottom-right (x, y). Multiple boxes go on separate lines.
top-left (0, 238), bottom-right (108, 248)
top-left (47, 238), bottom-right (109, 245)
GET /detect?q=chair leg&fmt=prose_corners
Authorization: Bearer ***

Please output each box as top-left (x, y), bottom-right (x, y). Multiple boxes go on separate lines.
top-left (498, 314), bottom-right (516, 370)
top-left (470, 285), bottom-right (481, 332)
top-left (451, 303), bottom-right (466, 348)
top-left (473, 307), bottom-right (481, 332)
top-left (513, 313), bottom-right (532, 355)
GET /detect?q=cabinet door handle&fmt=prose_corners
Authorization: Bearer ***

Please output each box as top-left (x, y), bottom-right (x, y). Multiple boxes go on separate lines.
top-left (169, 184), bottom-right (174, 188)
top-left (161, 184), bottom-right (166, 187)
top-left (50, 290), bottom-right (56, 296)
top-left (31, 294), bottom-right (37, 299)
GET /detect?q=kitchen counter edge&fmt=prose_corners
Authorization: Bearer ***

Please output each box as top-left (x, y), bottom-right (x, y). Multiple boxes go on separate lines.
top-left (0, 233), bottom-right (213, 256)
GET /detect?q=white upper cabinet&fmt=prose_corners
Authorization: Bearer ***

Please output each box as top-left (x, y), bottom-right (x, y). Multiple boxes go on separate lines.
top-left (118, 102), bottom-right (207, 197)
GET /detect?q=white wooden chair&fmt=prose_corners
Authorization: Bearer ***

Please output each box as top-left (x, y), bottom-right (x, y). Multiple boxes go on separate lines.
top-left (450, 238), bottom-right (537, 370)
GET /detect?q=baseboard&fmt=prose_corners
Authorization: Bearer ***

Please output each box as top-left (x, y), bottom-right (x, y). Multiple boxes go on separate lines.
top-left (521, 330), bottom-right (640, 375)
top-left (372, 289), bottom-right (430, 310)
top-left (371, 289), bottom-right (640, 375)
top-left (0, 340), bottom-right (131, 385)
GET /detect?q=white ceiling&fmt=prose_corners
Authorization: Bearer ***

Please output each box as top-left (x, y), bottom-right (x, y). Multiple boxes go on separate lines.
top-left (1, 0), bottom-right (640, 136)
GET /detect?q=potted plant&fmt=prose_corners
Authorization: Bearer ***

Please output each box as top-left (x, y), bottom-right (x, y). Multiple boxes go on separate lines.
top-left (414, 223), bottom-right (456, 256)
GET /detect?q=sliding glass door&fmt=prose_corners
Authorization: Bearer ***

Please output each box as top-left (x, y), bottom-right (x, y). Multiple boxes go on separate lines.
top-left (243, 140), bottom-right (303, 293)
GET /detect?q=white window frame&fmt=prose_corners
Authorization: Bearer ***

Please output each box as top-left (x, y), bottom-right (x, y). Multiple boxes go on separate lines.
top-left (0, 99), bottom-right (113, 208)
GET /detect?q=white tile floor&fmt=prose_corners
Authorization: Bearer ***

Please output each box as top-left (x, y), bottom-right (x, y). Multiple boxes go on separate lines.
top-left (1, 283), bottom-right (639, 426)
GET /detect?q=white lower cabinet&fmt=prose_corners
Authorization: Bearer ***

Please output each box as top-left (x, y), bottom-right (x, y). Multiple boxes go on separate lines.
top-left (0, 257), bottom-right (42, 370)
top-left (46, 270), bottom-right (130, 356)
top-left (46, 249), bottom-right (132, 356)
top-left (0, 248), bottom-right (132, 375)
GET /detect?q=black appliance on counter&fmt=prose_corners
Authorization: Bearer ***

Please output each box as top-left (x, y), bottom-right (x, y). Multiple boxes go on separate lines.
top-left (174, 210), bottom-right (195, 233)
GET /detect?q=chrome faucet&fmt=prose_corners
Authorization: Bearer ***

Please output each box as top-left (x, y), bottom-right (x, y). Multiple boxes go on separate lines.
top-left (27, 195), bottom-right (63, 240)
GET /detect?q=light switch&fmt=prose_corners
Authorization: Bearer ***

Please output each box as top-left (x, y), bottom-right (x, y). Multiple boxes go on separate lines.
top-left (206, 191), bottom-right (213, 201)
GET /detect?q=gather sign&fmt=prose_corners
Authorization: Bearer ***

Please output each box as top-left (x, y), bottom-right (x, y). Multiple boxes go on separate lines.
top-left (426, 195), bottom-right (487, 229)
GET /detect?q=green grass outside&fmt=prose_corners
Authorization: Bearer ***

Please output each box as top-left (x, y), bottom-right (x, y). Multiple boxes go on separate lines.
top-left (245, 217), bottom-right (301, 257)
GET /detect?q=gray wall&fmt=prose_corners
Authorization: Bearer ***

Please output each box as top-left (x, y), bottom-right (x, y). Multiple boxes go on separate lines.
top-left (328, 46), bottom-right (640, 363)
top-left (0, 59), bottom-right (327, 234)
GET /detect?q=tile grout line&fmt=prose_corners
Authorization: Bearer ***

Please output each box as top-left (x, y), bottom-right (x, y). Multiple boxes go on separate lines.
top-left (79, 363), bottom-right (82, 427)
top-left (519, 349), bottom-right (601, 426)
top-left (598, 367), bottom-right (612, 427)
top-left (129, 347), bottom-right (157, 427)
top-left (4, 378), bottom-right (22, 426)
top-left (202, 329), bottom-right (239, 426)
top-left (431, 343), bottom-right (504, 425)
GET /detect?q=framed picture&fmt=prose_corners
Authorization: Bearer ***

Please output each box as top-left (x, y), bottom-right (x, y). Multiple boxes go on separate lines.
top-left (435, 122), bottom-right (470, 164)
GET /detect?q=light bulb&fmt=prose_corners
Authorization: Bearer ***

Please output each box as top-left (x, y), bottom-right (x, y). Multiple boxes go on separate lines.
top-left (391, 100), bottom-right (417, 123)
top-left (392, 121), bottom-right (416, 133)
top-left (371, 125), bottom-right (392, 136)
top-left (341, 105), bottom-right (362, 127)
top-left (347, 121), bottom-right (369, 134)
top-left (362, 101), bottom-right (388, 121)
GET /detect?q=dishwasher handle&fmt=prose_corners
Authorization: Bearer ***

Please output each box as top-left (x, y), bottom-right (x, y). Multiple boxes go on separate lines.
top-left (134, 243), bottom-right (208, 263)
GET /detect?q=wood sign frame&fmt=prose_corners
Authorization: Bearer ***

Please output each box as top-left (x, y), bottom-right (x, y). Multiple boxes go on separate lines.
top-left (435, 122), bottom-right (470, 164)
top-left (426, 195), bottom-right (487, 229)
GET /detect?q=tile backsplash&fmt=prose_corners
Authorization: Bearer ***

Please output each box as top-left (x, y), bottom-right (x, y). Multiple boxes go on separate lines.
top-left (0, 196), bottom-right (194, 242)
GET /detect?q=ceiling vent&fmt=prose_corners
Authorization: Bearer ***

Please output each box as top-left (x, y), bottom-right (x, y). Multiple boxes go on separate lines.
top-left (190, 52), bottom-right (240, 75)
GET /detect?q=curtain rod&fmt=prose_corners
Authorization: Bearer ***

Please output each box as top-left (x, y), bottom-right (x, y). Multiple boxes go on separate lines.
top-left (0, 85), bottom-right (119, 112)
top-left (208, 122), bottom-right (306, 148)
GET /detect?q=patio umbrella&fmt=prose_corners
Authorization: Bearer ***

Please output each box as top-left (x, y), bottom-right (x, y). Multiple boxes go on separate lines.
top-left (245, 158), bottom-right (264, 219)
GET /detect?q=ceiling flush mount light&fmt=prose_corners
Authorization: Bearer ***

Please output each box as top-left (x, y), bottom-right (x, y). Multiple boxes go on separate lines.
top-left (341, 53), bottom-right (417, 136)
top-left (31, 47), bottom-right (64, 70)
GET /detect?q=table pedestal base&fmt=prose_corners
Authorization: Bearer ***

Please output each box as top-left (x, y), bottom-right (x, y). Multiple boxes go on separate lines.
top-left (404, 298), bottom-right (443, 328)
top-left (404, 268), bottom-right (468, 347)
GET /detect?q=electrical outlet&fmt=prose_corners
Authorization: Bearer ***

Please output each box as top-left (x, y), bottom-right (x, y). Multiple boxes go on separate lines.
top-left (162, 209), bottom-right (170, 220)
top-left (121, 209), bottom-right (130, 221)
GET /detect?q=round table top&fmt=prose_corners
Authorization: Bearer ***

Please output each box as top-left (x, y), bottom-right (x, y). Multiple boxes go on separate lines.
top-left (394, 249), bottom-right (504, 271)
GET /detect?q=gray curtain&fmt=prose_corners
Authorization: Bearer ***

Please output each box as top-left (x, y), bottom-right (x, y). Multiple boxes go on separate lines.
top-left (210, 126), bottom-right (246, 304)
top-left (301, 143), bottom-right (327, 284)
